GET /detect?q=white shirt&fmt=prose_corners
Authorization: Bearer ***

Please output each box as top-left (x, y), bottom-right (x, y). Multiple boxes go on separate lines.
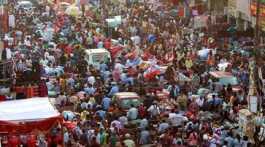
top-left (45, 6), bottom-right (50, 15)
top-left (131, 35), bottom-right (141, 45)
top-left (114, 63), bottom-right (124, 72)
top-left (44, 52), bottom-right (49, 59)
top-left (87, 76), bottom-right (96, 86)
top-left (47, 55), bottom-right (55, 64)
top-left (8, 15), bottom-right (15, 28)
top-left (147, 105), bottom-right (160, 116)
top-left (195, 97), bottom-right (204, 107)
top-left (119, 116), bottom-right (128, 127)
top-left (24, 39), bottom-right (31, 47)
top-left (168, 113), bottom-right (188, 127)
top-left (111, 120), bottom-right (122, 130)
top-left (5, 48), bottom-right (12, 59)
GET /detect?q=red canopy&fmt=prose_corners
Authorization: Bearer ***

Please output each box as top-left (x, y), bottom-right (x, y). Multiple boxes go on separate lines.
top-left (0, 116), bottom-right (62, 134)
top-left (0, 98), bottom-right (62, 134)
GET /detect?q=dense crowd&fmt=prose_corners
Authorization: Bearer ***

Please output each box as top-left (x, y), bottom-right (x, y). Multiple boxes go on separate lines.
top-left (0, 0), bottom-right (265, 147)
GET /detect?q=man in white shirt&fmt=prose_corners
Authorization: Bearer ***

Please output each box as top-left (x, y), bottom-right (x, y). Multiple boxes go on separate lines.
top-left (195, 96), bottom-right (205, 108)
top-left (4, 47), bottom-right (12, 60)
top-left (45, 5), bottom-right (50, 16)
top-left (24, 36), bottom-right (31, 47)
top-left (168, 110), bottom-right (188, 127)
top-left (147, 102), bottom-right (160, 118)
top-left (87, 75), bottom-right (96, 86)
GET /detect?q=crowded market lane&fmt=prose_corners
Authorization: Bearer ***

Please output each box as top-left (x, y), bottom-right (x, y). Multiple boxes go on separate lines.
top-left (0, 0), bottom-right (265, 146)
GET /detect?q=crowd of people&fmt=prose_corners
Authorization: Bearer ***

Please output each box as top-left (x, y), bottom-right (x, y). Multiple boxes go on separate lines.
top-left (0, 0), bottom-right (265, 146)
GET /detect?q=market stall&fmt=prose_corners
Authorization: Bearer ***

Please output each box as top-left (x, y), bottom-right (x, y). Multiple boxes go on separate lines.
top-left (0, 98), bottom-right (62, 134)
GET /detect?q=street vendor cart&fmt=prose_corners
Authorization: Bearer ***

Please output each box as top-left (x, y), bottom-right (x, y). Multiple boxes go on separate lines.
top-left (238, 109), bottom-right (255, 143)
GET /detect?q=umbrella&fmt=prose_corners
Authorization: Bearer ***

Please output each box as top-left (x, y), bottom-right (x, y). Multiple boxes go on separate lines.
top-left (65, 5), bottom-right (81, 17)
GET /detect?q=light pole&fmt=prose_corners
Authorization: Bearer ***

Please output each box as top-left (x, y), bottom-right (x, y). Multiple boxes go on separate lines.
top-left (255, 0), bottom-right (261, 45)
top-left (0, 0), bottom-right (7, 40)
top-left (0, 3), bottom-right (3, 40)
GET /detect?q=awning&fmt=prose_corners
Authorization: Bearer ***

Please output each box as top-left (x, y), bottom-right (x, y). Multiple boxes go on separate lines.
top-left (209, 71), bottom-right (233, 78)
top-left (0, 98), bottom-right (62, 134)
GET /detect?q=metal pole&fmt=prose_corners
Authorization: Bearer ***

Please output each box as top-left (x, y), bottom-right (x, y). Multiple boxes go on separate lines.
top-left (0, 4), bottom-right (3, 40)
top-left (256, 0), bottom-right (261, 45)
top-left (254, 0), bottom-right (263, 112)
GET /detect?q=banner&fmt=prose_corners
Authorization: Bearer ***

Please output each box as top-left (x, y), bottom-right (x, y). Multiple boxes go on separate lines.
top-left (250, 0), bottom-right (265, 30)
top-left (250, 1), bottom-right (265, 17)
top-left (0, 6), bottom-right (8, 34)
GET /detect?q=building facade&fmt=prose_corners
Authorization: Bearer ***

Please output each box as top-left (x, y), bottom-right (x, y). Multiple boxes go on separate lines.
top-left (227, 0), bottom-right (265, 33)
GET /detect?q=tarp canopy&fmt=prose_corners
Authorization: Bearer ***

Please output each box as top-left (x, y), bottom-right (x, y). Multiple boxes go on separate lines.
top-left (106, 16), bottom-right (122, 28)
top-left (0, 98), bottom-right (61, 134)
top-left (0, 98), bottom-right (59, 122)
top-left (209, 71), bottom-right (233, 78)
top-left (65, 5), bottom-right (81, 16)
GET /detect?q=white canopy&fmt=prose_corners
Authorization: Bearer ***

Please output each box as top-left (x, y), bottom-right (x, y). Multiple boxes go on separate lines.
top-left (0, 98), bottom-right (60, 122)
